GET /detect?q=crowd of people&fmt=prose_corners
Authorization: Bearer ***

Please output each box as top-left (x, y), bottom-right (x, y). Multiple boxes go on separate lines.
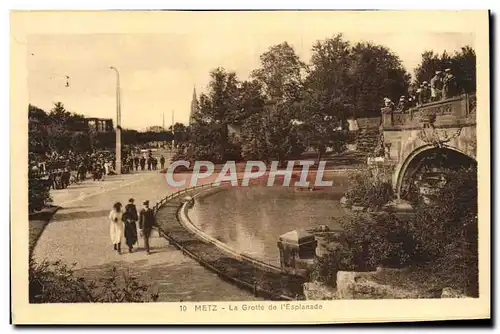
top-left (130, 154), bottom-right (166, 172)
top-left (29, 148), bottom-right (168, 190)
top-left (384, 68), bottom-right (460, 112)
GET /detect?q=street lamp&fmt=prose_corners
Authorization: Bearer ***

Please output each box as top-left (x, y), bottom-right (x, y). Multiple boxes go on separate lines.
top-left (110, 66), bottom-right (121, 175)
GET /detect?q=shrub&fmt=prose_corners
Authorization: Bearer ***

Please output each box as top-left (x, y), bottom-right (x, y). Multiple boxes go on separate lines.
top-left (314, 166), bottom-right (478, 296)
top-left (310, 243), bottom-right (356, 287)
top-left (408, 166), bottom-right (478, 296)
top-left (337, 213), bottom-right (420, 269)
top-left (28, 171), bottom-right (52, 213)
top-left (29, 257), bottom-right (159, 303)
top-left (344, 169), bottom-right (394, 210)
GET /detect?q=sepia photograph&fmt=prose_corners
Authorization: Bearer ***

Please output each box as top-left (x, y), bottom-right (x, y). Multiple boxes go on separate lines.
top-left (11, 10), bottom-right (490, 324)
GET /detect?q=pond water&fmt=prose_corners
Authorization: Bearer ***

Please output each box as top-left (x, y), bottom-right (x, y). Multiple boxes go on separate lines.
top-left (187, 175), bottom-right (350, 266)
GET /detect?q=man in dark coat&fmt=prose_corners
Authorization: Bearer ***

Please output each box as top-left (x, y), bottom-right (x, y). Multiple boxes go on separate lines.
top-left (160, 155), bottom-right (166, 170)
top-left (124, 198), bottom-right (139, 253)
top-left (134, 156), bottom-right (140, 171)
top-left (443, 68), bottom-right (458, 99)
top-left (140, 156), bottom-right (146, 171)
top-left (139, 200), bottom-right (156, 254)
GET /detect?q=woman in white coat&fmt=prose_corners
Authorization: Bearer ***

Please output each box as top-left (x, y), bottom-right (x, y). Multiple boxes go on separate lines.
top-left (109, 202), bottom-right (124, 254)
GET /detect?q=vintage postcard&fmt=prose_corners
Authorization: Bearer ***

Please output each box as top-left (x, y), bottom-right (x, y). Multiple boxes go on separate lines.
top-left (11, 10), bottom-right (490, 324)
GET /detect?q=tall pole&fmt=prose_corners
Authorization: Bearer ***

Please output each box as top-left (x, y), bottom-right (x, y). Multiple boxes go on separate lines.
top-left (162, 112), bottom-right (166, 148)
top-left (171, 110), bottom-right (175, 151)
top-left (110, 66), bottom-right (121, 175)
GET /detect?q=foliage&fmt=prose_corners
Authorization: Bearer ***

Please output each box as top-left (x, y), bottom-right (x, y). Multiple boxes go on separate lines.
top-left (414, 46), bottom-right (476, 94)
top-left (169, 122), bottom-right (189, 144)
top-left (29, 103), bottom-right (175, 154)
top-left (345, 168), bottom-right (394, 210)
top-left (295, 35), bottom-right (409, 160)
top-left (348, 42), bottom-right (411, 113)
top-left (190, 67), bottom-right (241, 162)
top-left (310, 243), bottom-right (356, 287)
top-left (410, 167), bottom-right (478, 295)
top-left (29, 257), bottom-right (160, 303)
top-left (315, 167), bottom-right (478, 296)
top-left (340, 213), bottom-right (421, 269)
top-left (28, 170), bottom-right (52, 213)
top-left (251, 41), bottom-right (306, 103)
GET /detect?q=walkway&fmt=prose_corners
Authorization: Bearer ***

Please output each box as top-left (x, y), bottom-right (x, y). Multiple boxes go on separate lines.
top-left (32, 170), bottom-right (260, 302)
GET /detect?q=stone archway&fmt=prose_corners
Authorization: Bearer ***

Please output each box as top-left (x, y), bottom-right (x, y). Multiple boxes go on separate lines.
top-left (394, 145), bottom-right (476, 201)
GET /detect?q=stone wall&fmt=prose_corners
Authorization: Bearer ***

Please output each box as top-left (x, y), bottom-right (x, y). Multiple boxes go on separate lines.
top-left (303, 269), bottom-right (470, 300)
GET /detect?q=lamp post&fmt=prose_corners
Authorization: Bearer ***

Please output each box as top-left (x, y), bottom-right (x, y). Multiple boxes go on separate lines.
top-left (110, 66), bottom-right (121, 174)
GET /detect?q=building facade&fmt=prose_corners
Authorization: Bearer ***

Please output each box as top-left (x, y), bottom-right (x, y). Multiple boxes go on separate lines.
top-left (86, 118), bottom-right (114, 132)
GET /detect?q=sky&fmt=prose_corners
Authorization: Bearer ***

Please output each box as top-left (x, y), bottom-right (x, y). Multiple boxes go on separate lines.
top-left (26, 13), bottom-right (475, 131)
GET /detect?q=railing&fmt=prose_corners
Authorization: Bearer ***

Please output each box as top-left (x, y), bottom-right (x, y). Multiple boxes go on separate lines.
top-left (381, 93), bottom-right (476, 129)
top-left (151, 176), bottom-right (264, 214)
top-left (151, 182), bottom-right (215, 214)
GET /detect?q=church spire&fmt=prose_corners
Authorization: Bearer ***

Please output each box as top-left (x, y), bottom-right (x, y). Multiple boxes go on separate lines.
top-left (189, 86), bottom-right (198, 125)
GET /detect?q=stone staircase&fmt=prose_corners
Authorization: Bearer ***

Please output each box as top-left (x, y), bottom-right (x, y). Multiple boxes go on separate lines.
top-left (355, 127), bottom-right (381, 154)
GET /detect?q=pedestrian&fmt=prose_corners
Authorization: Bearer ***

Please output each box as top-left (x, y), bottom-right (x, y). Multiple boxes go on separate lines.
top-left (104, 161), bottom-right (110, 176)
top-left (139, 200), bottom-right (156, 255)
top-left (396, 96), bottom-right (406, 112)
top-left (421, 81), bottom-right (431, 104)
top-left (123, 198), bottom-right (139, 253)
top-left (108, 202), bottom-right (124, 254)
top-left (160, 155), bottom-right (166, 170)
top-left (140, 156), bottom-right (146, 171)
top-left (443, 68), bottom-right (457, 99)
top-left (430, 70), bottom-right (443, 101)
top-left (134, 156), bottom-right (140, 171)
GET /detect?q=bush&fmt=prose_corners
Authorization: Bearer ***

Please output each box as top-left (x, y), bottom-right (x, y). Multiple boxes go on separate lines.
top-left (28, 172), bottom-right (52, 213)
top-left (314, 166), bottom-right (478, 296)
top-left (29, 257), bottom-right (159, 303)
top-left (409, 167), bottom-right (478, 296)
top-left (333, 213), bottom-right (420, 270)
top-left (310, 243), bottom-right (356, 287)
top-left (344, 169), bottom-right (394, 210)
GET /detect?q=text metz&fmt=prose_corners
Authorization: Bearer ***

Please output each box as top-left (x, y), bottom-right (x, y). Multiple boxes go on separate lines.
top-left (194, 304), bottom-right (218, 312)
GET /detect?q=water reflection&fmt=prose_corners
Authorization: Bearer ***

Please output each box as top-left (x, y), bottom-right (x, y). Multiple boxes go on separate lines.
top-left (188, 178), bottom-right (349, 266)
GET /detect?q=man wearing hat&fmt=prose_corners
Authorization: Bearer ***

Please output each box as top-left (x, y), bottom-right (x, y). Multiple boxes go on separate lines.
top-left (396, 96), bottom-right (406, 112)
top-left (443, 68), bottom-right (457, 99)
top-left (430, 70), bottom-right (443, 101)
top-left (383, 97), bottom-right (395, 109)
top-left (139, 200), bottom-right (157, 254)
top-left (421, 81), bottom-right (431, 104)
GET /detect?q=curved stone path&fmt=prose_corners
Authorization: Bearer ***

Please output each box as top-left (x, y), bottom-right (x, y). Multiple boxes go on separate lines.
top-left (33, 170), bottom-right (260, 302)
top-left (155, 186), bottom-right (307, 300)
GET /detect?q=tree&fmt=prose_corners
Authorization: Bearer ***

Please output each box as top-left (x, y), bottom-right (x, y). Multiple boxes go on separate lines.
top-left (191, 67), bottom-right (240, 162)
top-left (261, 102), bottom-right (304, 166)
top-left (349, 43), bottom-right (410, 113)
top-left (251, 42), bottom-right (306, 103)
top-left (246, 43), bottom-right (307, 165)
top-left (70, 132), bottom-right (92, 154)
top-left (28, 104), bottom-right (51, 154)
top-left (414, 46), bottom-right (476, 94)
top-left (169, 122), bottom-right (188, 144)
top-left (299, 34), bottom-right (354, 162)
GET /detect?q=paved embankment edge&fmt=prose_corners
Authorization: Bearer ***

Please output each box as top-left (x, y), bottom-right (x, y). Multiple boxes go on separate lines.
top-left (29, 205), bottom-right (61, 255)
top-left (179, 185), bottom-right (283, 274)
top-left (154, 186), bottom-right (299, 301)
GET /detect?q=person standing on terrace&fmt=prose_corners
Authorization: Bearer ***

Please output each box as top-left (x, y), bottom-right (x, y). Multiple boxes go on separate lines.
top-left (430, 70), bottom-right (444, 101)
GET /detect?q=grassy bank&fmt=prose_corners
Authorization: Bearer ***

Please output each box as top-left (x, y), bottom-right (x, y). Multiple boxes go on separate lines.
top-left (29, 206), bottom-right (60, 254)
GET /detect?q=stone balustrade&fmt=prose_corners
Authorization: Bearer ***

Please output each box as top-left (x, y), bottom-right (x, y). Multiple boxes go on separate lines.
top-left (381, 93), bottom-right (476, 130)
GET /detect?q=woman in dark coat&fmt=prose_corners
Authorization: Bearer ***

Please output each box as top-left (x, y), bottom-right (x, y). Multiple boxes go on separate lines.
top-left (123, 198), bottom-right (139, 253)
